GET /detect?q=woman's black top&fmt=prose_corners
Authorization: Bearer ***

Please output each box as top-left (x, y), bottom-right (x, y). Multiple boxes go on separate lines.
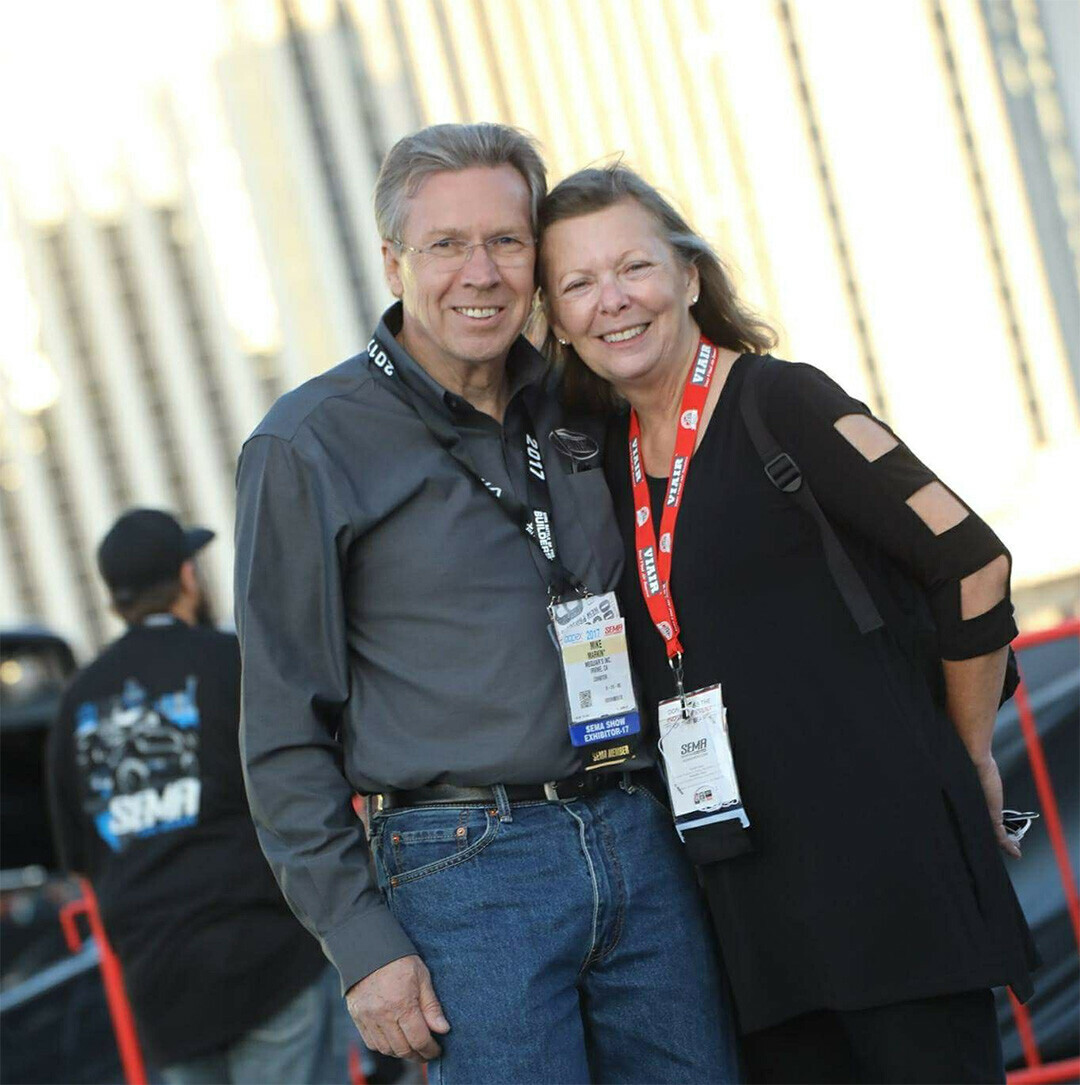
top-left (605, 354), bottom-right (1037, 1034)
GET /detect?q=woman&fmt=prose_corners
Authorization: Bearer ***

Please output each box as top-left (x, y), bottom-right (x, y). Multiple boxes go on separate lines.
top-left (538, 164), bottom-right (1037, 1084)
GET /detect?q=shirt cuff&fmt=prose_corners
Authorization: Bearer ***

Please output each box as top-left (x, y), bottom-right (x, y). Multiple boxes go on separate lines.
top-left (322, 905), bottom-right (418, 996)
top-left (937, 597), bottom-right (1019, 661)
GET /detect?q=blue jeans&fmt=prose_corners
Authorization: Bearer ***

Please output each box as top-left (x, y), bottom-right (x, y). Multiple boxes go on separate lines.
top-left (370, 779), bottom-right (739, 1084)
top-left (160, 965), bottom-right (352, 1084)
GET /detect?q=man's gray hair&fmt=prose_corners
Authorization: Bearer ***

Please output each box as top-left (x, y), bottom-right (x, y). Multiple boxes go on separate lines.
top-left (374, 123), bottom-right (547, 242)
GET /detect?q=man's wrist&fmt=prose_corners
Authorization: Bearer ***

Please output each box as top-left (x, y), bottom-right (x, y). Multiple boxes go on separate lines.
top-left (324, 906), bottom-right (418, 996)
top-left (345, 953), bottom-right (417, 995)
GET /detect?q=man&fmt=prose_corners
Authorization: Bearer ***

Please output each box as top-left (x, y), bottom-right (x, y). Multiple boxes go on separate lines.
top-left (47, 509), bottom-right (344, 1084)
top-left (235, 123), bottom-right (737, 1083)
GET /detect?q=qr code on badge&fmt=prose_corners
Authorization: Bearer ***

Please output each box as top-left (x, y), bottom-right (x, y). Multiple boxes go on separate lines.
top-left (578, 690), bottom-right (593, 711)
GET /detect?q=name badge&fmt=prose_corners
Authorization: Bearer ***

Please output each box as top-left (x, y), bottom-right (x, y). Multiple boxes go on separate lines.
top-left (657, 684), bottom-right (748, 836)
top-left (553, 592), bottom-right (641, 750)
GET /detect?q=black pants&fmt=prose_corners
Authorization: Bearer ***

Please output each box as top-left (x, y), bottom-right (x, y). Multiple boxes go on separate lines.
top-left (742, 988), bottom-right (1005, 1084)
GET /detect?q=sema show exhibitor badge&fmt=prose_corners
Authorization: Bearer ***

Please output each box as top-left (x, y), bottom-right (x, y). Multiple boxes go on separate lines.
top-left (553, 596), bottom-right (641, 749)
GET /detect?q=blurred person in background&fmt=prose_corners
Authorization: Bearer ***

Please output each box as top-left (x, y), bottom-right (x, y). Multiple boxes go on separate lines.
top-left (234, 122), bottom-right (739, 1084)
top-left (538, 164), bottom-right (1038, 1084)
top-left (47, 509), bottom-right (350, 1085)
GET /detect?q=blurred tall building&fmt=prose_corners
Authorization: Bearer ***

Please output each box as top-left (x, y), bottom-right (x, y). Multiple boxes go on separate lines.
top-left (1, 0), bottom-right (1077, 660)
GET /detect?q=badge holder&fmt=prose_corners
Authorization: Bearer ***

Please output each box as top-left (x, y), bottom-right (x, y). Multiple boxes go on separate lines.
top-left (551, 591), bottom-right (641, 772)
top-left (657, 658), bottom-right (752, 862)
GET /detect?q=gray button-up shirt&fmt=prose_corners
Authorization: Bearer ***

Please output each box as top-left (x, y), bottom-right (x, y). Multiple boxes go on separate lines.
top-left (234, 304), bottom-right (628, 990)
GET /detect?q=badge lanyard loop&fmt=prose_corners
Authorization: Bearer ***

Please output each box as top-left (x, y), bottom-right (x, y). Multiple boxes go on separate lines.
top-left (366, 330), bottom-right (587, 603)
top-left (629, 337), bottom-right (718, 718)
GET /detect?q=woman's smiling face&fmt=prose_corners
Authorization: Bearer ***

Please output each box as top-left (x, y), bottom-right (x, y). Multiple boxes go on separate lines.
top-left (542, 198), bottom-right (699, 390)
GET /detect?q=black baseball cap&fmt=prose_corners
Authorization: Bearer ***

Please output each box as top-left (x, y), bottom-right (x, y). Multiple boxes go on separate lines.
top-left (97, 509), bottom-right (215, 605)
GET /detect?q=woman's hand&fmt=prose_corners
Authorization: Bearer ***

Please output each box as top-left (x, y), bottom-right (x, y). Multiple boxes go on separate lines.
top-left (972, 754), bottom-right (1022, 859)
top-left (942, 649), bottom-right (1020, 858)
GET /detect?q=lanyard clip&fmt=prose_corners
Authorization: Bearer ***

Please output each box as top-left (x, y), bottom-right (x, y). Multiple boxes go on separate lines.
top-left (669, 652), bottom-right (690, 720)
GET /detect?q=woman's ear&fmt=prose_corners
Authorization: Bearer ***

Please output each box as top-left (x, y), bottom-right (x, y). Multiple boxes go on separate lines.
top-left (686, 261), bottom-right (701, 305)
top-left (541, 296), bottom-right (569, 345)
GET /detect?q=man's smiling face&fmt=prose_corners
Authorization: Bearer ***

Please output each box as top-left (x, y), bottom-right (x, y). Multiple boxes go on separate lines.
top-left (382, 165), bottom-right (536, 376)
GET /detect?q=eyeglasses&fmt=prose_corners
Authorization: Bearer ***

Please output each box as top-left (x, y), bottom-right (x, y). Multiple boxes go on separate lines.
top-left (392, 235), bottom-right (535, 271)
top-left (1002, 809), bottom-right (1040, 844)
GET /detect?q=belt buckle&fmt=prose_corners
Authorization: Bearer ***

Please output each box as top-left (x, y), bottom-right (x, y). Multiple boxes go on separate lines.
top-left (546, 776), bottom-right (593, 802)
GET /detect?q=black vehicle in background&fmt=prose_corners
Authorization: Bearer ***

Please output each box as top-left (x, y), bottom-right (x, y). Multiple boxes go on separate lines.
top-left (991, 630), bottom-right (1080, 1069)
top-left (0, 629), bottom-right (122, 1085)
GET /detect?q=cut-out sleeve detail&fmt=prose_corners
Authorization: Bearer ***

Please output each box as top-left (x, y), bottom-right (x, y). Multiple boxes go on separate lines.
top-left (834, 414), bottom-right (899, 462)
top-left (764, 363), bottom-right (1017, 659)
top-left (905, 482), bottom-right (970, 537)
top-left (960, 554), bottom-right (1010, 621)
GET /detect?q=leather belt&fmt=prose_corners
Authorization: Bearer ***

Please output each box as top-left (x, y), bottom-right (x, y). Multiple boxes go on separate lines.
top-left (370, 769), bottom-right (663, 814)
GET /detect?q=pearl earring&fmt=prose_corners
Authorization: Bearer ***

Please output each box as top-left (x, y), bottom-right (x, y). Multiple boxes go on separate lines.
top-left (558, 338), bottom-right (568, 346)
top-left (691, 295), bottom-right (699, 305)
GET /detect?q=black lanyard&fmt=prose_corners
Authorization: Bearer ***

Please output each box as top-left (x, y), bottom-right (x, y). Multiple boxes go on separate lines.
top-left (365, 331), bottom-right (587, 599)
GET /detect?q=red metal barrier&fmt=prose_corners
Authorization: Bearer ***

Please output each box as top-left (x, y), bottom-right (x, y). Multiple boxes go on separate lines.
top-left (1006, 620), bottom-right (1080, 1085)
top-left (1008, 988), bottom-right (1042, 1069)
top-left (1008, 1058), bottom-right (1080, 1085)
top-left (1015, 679), bottom-right (1080, 950)
top-left (1013, 620), bottom-right (1080, 652)
top-left (59, 880), bottom-right (148, 1085)
top-left (348, 1042), bottom-right (368, 1085)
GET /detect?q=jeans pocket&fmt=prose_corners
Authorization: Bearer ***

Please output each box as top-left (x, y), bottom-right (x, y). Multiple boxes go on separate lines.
top-left (374, 806), bottom-right (500, 888)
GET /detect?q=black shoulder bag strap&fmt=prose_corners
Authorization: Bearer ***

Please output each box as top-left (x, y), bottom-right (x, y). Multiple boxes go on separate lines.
top-left (739, 356), bottom-right (885, 635)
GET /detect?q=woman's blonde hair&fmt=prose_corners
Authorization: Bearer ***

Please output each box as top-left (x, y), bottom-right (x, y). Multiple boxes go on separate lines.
top-left (537, 163), bottom-right (776, 412)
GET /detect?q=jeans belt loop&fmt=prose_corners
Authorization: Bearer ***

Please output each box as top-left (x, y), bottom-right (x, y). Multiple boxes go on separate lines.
top-left (492, 783), bottom-right (513, 822)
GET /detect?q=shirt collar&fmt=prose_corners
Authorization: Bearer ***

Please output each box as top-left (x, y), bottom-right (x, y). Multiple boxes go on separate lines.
top-left (373, 302), bottom-right (550, 418)
top-left (140, 613), bottom-right (180, 628)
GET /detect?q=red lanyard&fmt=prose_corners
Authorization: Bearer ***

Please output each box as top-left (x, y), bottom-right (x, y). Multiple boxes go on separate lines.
top-left (629, 336), bottom-right (718, 675)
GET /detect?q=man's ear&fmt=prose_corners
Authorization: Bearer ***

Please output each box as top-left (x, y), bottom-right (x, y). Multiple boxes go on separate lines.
top-left (179, 560), bottom-right (199, 597)
top-left (382, 241), bottom-right (404, 299)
